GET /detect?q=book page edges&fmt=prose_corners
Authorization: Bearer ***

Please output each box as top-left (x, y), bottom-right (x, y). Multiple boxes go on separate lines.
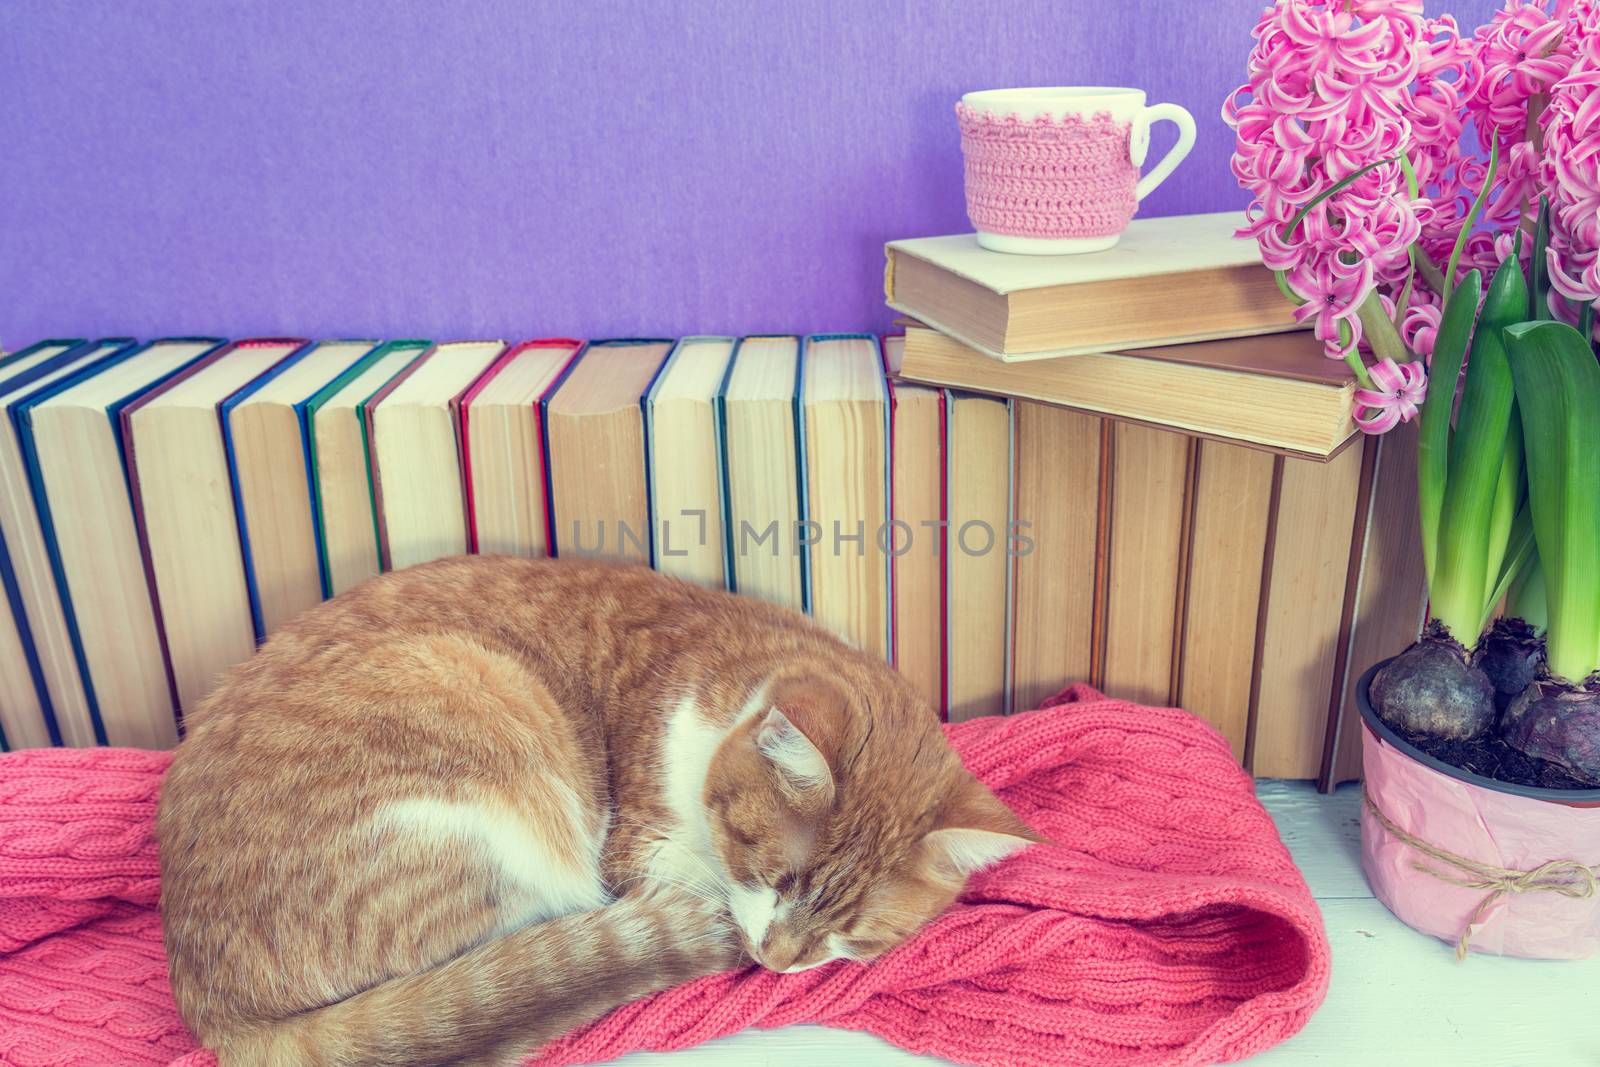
top-left (888, 300), bottom-right (1309, 363)
top-left (884, 213), bottom-right (1262, 294)
top-left (894, 355), bottom-right (1357, 460)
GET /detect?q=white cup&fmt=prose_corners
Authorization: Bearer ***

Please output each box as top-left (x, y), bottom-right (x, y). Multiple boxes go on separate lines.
top-left (959, 87), bottom-right (1198, 255)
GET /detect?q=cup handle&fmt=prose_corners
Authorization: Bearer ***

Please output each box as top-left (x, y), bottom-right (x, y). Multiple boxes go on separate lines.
top-left (1132, 103), bottom-right (1196, 202)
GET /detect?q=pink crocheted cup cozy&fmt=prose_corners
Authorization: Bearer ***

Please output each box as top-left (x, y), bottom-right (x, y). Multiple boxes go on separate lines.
top-left (956, 104), bottom-right (1138, 239)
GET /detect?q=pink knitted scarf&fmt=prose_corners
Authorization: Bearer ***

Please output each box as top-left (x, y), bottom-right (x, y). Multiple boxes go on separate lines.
top-left (0, 685), bottom-right (1330, 1067)
top-left (956, 104), bottom-right (1139, 239)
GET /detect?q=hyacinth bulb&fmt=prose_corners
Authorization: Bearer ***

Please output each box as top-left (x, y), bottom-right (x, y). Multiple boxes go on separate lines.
top-left (1476, 618), bottom-right (1545, 711)
top-left (1371, 622), bottom-right (1497, 741)
top-left (1501, 682), bottom-right (1600, 786)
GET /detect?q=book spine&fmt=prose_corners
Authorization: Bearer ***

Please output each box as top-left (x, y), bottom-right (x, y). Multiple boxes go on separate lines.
top-left (712, 340), bottom-right (742, 592)
top-left (937, 387), bottom-right (948, 720)
top-left (880, 335), bottom-right (898, 668)
top-left (942, 391), bottom-right (954, 721)
top-left (876, 337), bottom-right (894, 668)
top-left (2, 339), bottom-right (87, 369)
top-left (1002, 398), bottom-right (1015, 716)
top-left (794, 339), bottom-right (811, 616)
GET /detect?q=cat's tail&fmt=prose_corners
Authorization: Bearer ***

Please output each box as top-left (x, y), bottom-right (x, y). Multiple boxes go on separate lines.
top-left (215, 890), bottom-right (738, 1067)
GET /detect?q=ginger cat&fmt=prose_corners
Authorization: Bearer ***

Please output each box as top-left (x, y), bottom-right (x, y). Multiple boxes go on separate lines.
top-left (157, 557), bottom-right (1037, 1067)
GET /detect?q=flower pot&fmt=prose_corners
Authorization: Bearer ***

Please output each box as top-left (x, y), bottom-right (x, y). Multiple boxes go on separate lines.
top-left (1356, 659), bottom-right (1600, 959)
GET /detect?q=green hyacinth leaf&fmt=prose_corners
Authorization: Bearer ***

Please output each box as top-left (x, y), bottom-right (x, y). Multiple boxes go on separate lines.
top-left (1504, 320), bottom-right (1600, 683)
top-left (1418, 269), bottom-right (1482, 587)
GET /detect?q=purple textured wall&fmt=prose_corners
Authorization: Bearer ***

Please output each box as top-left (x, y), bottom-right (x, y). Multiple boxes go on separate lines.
top-left (1, 0), bottom-right (1499, 343)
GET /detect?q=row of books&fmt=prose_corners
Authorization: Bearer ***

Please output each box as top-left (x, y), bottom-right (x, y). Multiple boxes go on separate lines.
top-left (0, 333), bottom-right (1026, 752)
top-left (0, 213), bottom-right (1377, 777)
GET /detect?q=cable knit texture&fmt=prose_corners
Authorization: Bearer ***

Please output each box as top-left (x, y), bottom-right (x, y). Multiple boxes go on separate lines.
top-left (957, 104), bottom-right (1139, 238)
top-left (0, 685), bottom-right (1330, 1067)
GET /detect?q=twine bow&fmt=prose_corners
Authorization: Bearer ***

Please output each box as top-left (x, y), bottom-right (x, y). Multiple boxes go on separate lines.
top-left (1363, 788), bottom-right (1598, 960)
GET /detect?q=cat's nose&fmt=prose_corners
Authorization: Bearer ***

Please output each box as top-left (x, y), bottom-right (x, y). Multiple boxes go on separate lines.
top-left (758, 944), bottom-right (797, 972)
top-left (757, 932), bottom-right (804, 972)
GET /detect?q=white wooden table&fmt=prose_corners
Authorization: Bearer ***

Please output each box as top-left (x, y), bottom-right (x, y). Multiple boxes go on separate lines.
top-left (615, 781), bottom-right (1600, 1067)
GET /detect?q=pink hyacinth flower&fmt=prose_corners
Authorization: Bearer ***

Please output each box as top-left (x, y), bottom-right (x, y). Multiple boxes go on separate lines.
top-left (1400, 300), bottom-right (1443, 361)
top-left (1538, 8), bottom-right (1600, 313)
top-left (1225, 1), bottom-right (1476, 360)
top-left (1353, 357), bottom-right (1428, 433)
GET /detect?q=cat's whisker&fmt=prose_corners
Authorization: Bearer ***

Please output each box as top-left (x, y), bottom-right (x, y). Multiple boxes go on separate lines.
top-left (651, 840), bottom-right (726, 885)
top-left (607, 819), bottom-right (729, 888)
top-left (604, 851), bottom-right (720, 895)
top-left (610, 871), bottom-right (727, 909)
top-left (610, 868), bottom-right (711, 894)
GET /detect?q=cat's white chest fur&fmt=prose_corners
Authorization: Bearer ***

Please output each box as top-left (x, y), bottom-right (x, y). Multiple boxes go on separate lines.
top-left (651, 696), bottom-right (735, 890)
top-left (657, 696), bottom-right (725, 862)
top-left (653, 694), bottom-right (780, 946)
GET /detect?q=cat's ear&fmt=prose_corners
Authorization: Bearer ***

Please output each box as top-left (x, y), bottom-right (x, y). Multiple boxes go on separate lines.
top-left (918, 774), bottom-right (1039, 885)
top-left (755, 708), bottom-right (835, 802)
top-left (753, 675), bottom-right (847, 804)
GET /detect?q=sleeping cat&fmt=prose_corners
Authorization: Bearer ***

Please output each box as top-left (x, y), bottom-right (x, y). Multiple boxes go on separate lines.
top-left (157, 556), bottom-right (1037, 1067)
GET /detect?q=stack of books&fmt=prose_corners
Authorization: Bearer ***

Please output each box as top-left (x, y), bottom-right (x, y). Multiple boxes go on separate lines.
top-left (885, 212), bottom-right (1354, 458)
top-left (882, 211), bottom-right (1424, 787)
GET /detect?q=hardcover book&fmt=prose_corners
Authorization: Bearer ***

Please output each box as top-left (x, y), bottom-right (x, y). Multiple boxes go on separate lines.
top-left (18, 338), bottom-right (225, 747)
top-left (717, 336), bottom-right (804, 612)
top-left (884, 212), bottom-right (1300, 361)
top-left (645, 337), bottom-right (736, 588)
top-left (944, 390), bottom-right (1013, 721)
top-left (305, 341), bottom-right (430, 596)
top-left (1009, 402), bottom-right (1101, 715)
top-left (459, 339), bottom-right (582, 559)
top-left (543, 339), bottom-right (673, 564)
top-left (882, 335), bottom-right (946, 718)
top-left (0, 339), bottom-right (134, 748)
top-left (123, 339), bottom-right (308, 713)
top-left (799, 334), bottom-right (891, 661)
top-left (894, 323), bottom-right (1356, 460)
top-left (223, 340), bottom-right (379, 637)
top-left (365, 340), bottom-right (507, 570)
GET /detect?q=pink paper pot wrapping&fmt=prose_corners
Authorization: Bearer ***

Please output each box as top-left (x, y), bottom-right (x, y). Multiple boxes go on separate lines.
top-left (1357, 662), bottom-right (1600, 960)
